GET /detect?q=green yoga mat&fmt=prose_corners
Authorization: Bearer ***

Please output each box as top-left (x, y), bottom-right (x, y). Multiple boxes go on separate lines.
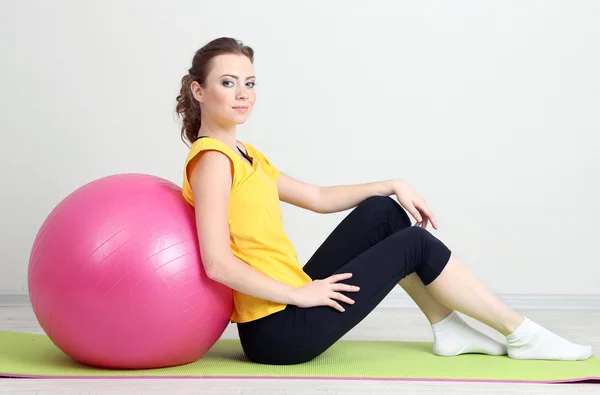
top-left (0, 331), bottom-right (598, 383)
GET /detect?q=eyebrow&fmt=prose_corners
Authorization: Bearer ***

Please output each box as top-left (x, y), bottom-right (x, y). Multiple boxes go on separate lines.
top-left (220, 74), bottom-right (256, 80)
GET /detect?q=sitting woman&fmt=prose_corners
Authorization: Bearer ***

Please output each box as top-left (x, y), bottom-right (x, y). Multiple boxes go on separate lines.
top-left (175, 37), bottom-right (593, 365)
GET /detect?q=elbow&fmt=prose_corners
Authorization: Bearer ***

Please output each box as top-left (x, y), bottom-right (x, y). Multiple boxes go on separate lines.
top-left (201, 255), bottom-right (231, 283)
top-left (205, 266), bottom-right (231, 285)
top-left (312, 206), bottom-right (328, 214)
top-left (312, 186), bottom-right (328, 214)
top-left (205, 265), bottom-right (228, 283)
top-left (204, 266), bottom-right (221, 282)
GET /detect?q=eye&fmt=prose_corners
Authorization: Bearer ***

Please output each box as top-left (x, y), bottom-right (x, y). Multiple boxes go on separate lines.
top-left (222, 80), bottom-right (234, 87)
top-left (246, 81), bottom-right (256, 88)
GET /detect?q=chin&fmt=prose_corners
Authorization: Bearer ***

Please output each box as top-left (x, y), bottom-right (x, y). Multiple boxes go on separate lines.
top-left (234, 114), bottom-right (252, 123)
top-left (229, 117), bottom-right (249, 125)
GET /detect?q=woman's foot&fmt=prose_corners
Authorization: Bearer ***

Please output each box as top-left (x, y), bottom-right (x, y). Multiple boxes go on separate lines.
top-left (432, 311), bottom-right (507, 356)
top-left (507, 317), bottom-right (593, 361)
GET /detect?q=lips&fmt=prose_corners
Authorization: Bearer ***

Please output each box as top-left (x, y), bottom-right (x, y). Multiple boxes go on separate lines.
top-left (232, 106), bottom-right (249, 110)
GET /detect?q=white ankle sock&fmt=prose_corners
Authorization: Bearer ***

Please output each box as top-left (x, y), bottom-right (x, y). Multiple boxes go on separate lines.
top-left (507, 317), bottom-right (593, 361)
top-left (431, 311), bottom-right (507, 357)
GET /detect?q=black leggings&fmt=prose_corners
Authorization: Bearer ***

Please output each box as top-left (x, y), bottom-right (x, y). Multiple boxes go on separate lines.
top-left (236, 196), bottom-right (452, 365)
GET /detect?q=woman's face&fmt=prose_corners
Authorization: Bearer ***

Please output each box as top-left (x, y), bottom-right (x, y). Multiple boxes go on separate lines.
top-left (192, 54), bottom-right (256, 126)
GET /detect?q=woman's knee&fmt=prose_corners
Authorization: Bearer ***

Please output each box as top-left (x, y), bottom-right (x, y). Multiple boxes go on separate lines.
top-left (357, 196), bottom-right (411, 227)
top-left (398, 226), bottom-right (451, 284)
top-left (358, 195), bottom-right (396, 209)
top-left (402, 226), bottom-right (447, 250)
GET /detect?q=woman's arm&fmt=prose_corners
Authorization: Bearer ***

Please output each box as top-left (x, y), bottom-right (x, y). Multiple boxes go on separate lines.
top-left (317, 180), bottom-right (398, 214)
top-left (189, 151), bottom-right (300, 305)
top-left (277, 173), bottom-right (437, 229)
top-left (277, 172), bottom-right (398, 214)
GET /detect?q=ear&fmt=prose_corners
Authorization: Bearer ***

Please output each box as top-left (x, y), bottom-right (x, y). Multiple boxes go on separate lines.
top-left (190, 81), bottom-right (204, 104)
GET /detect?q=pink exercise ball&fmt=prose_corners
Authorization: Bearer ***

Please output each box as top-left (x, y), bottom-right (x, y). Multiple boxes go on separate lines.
top-left (27, 173), bottom-right (233, 369)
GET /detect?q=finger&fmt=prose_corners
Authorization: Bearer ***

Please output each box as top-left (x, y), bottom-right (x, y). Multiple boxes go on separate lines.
top-left (426, 213), bottom-right (438, 230)
top-left (430, 215), bottom-right (438, 230)
top-left (407, 204), bottom-right (423, 223)
top-left (329, 273), bottom-right (353, 282)
top-left (332, 283), bottom-right (360, 292)
top-left (416, 202), bottom-right (437, 230)
top-left (329, 300), bottom-right (345, 312)
top-left (332, 292), bottom-right (355, 305)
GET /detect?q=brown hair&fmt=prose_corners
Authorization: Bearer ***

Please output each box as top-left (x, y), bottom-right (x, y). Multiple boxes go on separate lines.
top-left (175, 37), bottom-right (255, 147)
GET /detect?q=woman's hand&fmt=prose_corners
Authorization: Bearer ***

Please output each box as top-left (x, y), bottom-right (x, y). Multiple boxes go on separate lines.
top-left (292, 273), bottom-right (360, 312)
top-left (392, 180), bottom-right (438, 230)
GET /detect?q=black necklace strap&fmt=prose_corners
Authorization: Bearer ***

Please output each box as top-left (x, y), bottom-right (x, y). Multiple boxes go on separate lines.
top-left (237, 146), bottom-right (253, 164)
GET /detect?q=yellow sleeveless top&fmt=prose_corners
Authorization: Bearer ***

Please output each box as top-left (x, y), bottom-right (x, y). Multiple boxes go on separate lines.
top-left (181, 137), bottom-right (312, 323)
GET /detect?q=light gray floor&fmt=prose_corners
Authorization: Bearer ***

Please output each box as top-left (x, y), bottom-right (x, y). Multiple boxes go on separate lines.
top-left (0, 305), bottom-right (599, 394)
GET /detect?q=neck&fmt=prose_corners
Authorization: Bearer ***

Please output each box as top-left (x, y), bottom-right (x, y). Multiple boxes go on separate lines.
top-left (197, 118), bottom-right (238, 149)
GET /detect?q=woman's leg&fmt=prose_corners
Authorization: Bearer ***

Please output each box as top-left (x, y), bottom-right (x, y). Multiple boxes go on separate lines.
top-left (239, 224), bottom-right (452, 365)
top-left (301, 196), bottom-right (592, 361)
top-left (425, 256), bottom-right (523, 336)
top-left (303, 196), bottom-right (506, 356)
top-left (303, 196), bottom-right (454, 325)
top-left (398, 270), bottom-right (507, 357)
top-left (426, 255), bottom-right (593, 360)
top-left (399, 273), bottom-right (453, 324)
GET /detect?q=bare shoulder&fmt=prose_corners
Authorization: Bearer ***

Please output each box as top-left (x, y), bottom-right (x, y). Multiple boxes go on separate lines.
top-left (188, 149), bottom-right (233, 189)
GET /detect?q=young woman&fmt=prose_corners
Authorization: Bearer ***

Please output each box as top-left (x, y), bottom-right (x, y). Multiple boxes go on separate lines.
top-left (175, 37), bottom-right (593, 365)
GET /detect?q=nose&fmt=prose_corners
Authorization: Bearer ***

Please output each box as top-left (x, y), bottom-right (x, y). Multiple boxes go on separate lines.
top-left (235, 85), bottom-right (250, 100)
